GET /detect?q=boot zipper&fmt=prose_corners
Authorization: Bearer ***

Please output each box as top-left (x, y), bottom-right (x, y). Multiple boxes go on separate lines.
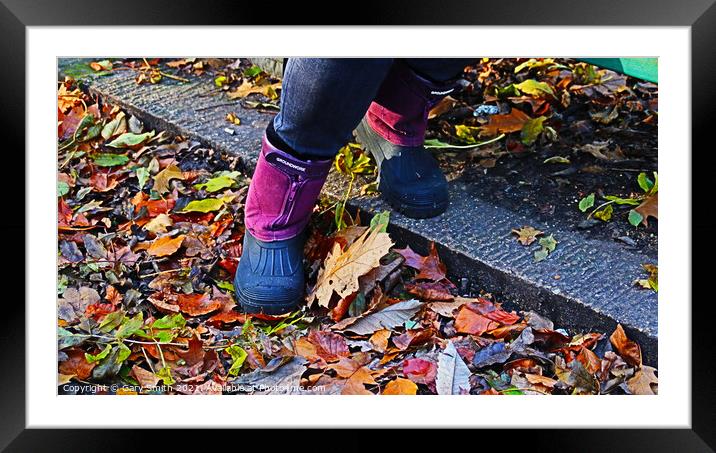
top-left (272, 175), bottom-right (303, 229)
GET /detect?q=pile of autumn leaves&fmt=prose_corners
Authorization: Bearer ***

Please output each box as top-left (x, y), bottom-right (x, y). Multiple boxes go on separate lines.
top-left (57, 74), bottom-right (656, 396)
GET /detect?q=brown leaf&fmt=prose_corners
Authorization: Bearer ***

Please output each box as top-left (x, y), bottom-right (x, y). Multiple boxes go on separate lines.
top-left (427, 95), bottom-right (457, 119)
top-left (59, 349), bottom-right (96, 380)
top-left (175, 336), bottom-right (206, 366)
top-left (479, 108), bottom-right (532, 137)
top-left (130, 365), bottom-right (159, 388)
top-left (176, 293), bottom-right (222, 317)
top-left (392, 328), bottom-right (435, 351)
top-left (309, 227), bottom-right (393, 308)
top-left (382, 377), bottom-right (418, 395)
top-left (415, 242), bottom-right (447, 282)
top-left (341, 367), bottom-right (376, 395)
top-left (405, 281), bottom-right (454, 301)
top-left (634, 193), bottom-right (658, 226)
top-left (89, 172), bottom-right (119, 192)
top-left (609, 324), bottom-right (642, 367)
top-left (327, 357), bottom-right (361, 378)
top-left (455, 306), bottom-right (498, 335)
top-left (575, 346), bottom-right (602, 375)
top-left (308, 331), bottom-right (350, 362)
top-left (147, 293), bottom-right (180, 313)
top-left (153, 164), bottom-right (184, 194)
top-left (511, 226), bottom-right (544, 246)
top-left (369, 329), bottom-right (391, 353)
top-left (147, 234), bottom-right (185, 257)
top-left (428, 296), bottom-right (472, 318)
top-left (627, 365), bottom-right (658, 395)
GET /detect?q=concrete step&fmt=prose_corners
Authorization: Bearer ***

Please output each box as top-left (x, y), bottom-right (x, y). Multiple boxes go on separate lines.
top-left (64, 62), bottom-right (658, 365)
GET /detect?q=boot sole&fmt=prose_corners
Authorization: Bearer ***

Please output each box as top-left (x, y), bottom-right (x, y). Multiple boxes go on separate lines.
top-left (235, 287), bottom-right (302, 315)
top-left (354, 120), bottom-right (448, 219)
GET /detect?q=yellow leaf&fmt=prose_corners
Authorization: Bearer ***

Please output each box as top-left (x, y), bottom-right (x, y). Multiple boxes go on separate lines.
top-left (309, 227), bottom-right (393, 308)
top-left (147, 234), bottom-right (185, 257)
top-left (227, 80), bottom-right (282, 100)
top-left (383, 377), bottom-right (418, 395)
top-left (153, 164), bottom-right (184, 194)
top-left (143, 213), bottom-right (173, 234)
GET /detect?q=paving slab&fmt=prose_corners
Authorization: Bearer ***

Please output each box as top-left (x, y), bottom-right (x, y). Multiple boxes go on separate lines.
top-left (63, 62), bottom-right (658, 365)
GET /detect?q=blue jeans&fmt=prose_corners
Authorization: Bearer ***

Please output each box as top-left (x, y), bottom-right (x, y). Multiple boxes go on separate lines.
top-left (272, 58), bottom-right (475, 158)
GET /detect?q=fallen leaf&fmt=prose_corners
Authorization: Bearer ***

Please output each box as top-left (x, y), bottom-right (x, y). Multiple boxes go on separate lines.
top-left (392, 328), bottom-right (435, 350)
top-left (143, 213), bottom-right (173, 234)
top-left (415, 242), bottom-right (447, 282)
top-left (176, 293), bottom-right (222, 316)
top-left (634, 193), bottom-right (658, 226)
top-left (130, 365), bottom-right (159, 389)
top-left (147, 234), bottom-right (185, 257)
top-left (394, 245), bottom-right (424, 270)
top-left (153, 164), bottom-right (184, 194)
top-left (369, 329), bottom-right (391, 353)
top-left (436, 341), bottom-right (471, 395)
top-left (335, 299), bottom-right (423, 335)
top-left (455, 305), bottom-right (498, 335)
top-left (405, 281), bottom-right (454, 301)
top-left (402, 358), bottom-right (438, 387)
top-left (307, 331), bottom-right (350, 362)
top-left (310, 227), bottom-right (393, 308)
top-left (341, 367), bottom-right (376, 395)
top-left (609, 324), bottom-right (642, 367)
top-left (59, 349), bottom-right (96, 380)
top-left (627, 365), bottom-right (658, 395)
top-left (511, 226), bottom-right (544, 246)
top-left (383, 377), bottom-right (418, 395)
top-left (479, 108), bottom-right (532, 137)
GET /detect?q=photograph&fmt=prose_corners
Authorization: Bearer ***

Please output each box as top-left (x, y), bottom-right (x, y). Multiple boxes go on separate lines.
top-left (56, 56), bottom-right (659, 396)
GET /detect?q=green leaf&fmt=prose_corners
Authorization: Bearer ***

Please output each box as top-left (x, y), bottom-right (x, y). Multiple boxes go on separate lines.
top-left (182, 198), bottom-right (224, 213)
top-left (227, 345), bottom-right (248, 376)
top-left (628, 209), bottom-right (644, 227)
top-left (135, 167), bottom-right (150, 189)
top-left (152, 313), bottom-right (186, 330)
top-left (603, 195), bottom-right (641, 206)
top-left (455, 124), bottom-right (482, 144)
top-left (533, 248), bottom-right (549, 262)
top-left (593, 204), bottom-right (613, 222)
top-left (156, 366), bottom-right (175, 385)
top-left (214, 75), bottom-right (228, 87)
top-left (520, 116), bottom-right (546, 145)
top-left (85, 343), bottom-right (112, 363)
top-left (215, 280), bottom-right (235, 292)
top-left (98, 310), bottom-right (125, 333)
top-left (58, 326), bottom-right (85, 350)
top-left (243, 65), bottom-right (263, 78)
top-left (193, 172), bottom-right (240, 193)
top-left (538, 234), bottom-right (557, 252)
top-left (543, 156), bottom-right (570, 164)
top-left (514, 79), bottom-right (555, 98)
top-left (93, 153), bottom-right (129, 167)
top-left (116, 312), bottom-right (143, 339)
top-left (82, 124), bottom-right (103, 142)
top-left (57, 181), bottom-right (70, 197)
top-left (369, 211), bottom-right (390, 233)
top-left (334, 201), bottom-right (347, 231)
top-left (116, 342), bottom-right (131, 363)
top-left (637, 172), bottom-right (653, 193)
top-left (578, 193), bottom-right (595, 212)
top-left (107, 131), bottom-right (155, 148)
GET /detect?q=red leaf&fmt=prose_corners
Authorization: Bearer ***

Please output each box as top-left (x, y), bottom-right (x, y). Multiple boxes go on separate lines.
top-left (308, 331), bottom-right (350, 362)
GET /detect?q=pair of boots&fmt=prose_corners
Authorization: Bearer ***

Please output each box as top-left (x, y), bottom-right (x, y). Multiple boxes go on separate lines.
top-left (235, 63), bottom-right (457, 314)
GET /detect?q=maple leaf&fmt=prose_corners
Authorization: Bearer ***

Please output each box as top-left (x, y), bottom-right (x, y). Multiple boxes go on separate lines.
top-left (307, 331), bottom-right (350, 362)
top-left (511, 226), bottom-right (544, 246)
top-left (153, 164), bottom-right (184, 194)
top-left (394, 245), bottom-right (424, 270)
top-left (415, 242), bottom-right (447, 282)
top-left (627, 365), bottom-right (658, 395)
top-left (309, 227), bottom-right (393, 308)
top-left (455, 305), bottom-right (498, 335)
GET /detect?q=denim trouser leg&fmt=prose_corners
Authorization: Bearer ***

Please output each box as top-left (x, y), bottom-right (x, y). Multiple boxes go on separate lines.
top-left (273, 58), bottom-right (476, 159)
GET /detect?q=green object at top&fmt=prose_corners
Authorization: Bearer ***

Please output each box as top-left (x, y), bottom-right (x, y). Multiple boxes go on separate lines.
top-left (580, 58), bottom-right (658, 83)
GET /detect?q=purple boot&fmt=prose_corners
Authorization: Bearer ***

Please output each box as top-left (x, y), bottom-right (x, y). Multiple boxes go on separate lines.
top-left (234, 134), bottom-right (332, 314)
top-left (355, 62), bottom-right (458, 218)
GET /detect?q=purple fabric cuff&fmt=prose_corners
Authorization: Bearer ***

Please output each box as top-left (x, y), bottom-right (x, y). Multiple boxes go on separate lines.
top-left (366, 62), bottom-right (458, 147)
top-left (244, 134), bottom-right (332, 242)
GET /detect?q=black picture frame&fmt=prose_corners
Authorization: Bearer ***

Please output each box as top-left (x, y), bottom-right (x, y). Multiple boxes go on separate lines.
top-left (4, 0), bottom-right (714, 450)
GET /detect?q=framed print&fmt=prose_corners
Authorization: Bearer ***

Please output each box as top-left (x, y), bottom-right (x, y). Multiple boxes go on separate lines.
top-left (4, 0), bottom-right (715, 450)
